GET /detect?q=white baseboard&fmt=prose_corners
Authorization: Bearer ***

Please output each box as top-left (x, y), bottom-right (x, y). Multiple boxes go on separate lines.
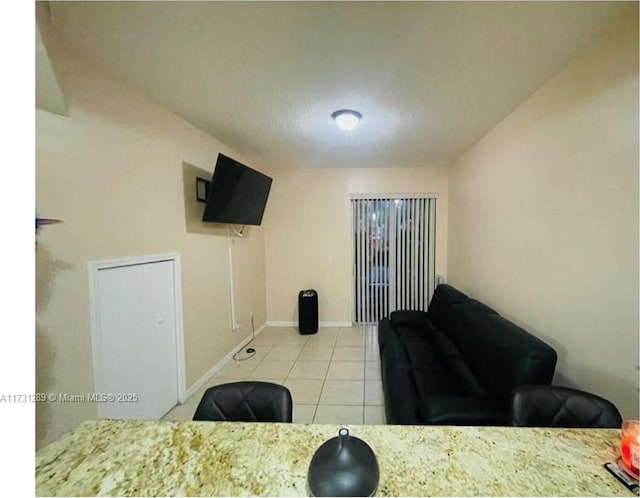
top-left (264, 320), bottom-right (292, 327)
top-left (183, 321), bottom-right (267, 402)
top-left (266, 320), bottom-right (353, 328)
top-left (320, 321), bottom-right (353, 327)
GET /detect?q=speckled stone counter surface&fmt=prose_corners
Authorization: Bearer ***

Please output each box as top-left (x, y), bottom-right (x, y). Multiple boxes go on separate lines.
top-left (36, 420), bottom-right (634, 496)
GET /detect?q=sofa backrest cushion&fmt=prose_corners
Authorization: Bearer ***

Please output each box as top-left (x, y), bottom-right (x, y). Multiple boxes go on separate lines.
top-left (444, 298), bottom-right (499, 355)
top-left (459, 313), bottom-right (558, 402)
top-left (445, 356), bottom-right (488, 396)
top-left (431, 328), bottom-right (462, 358)
top-left (428, 284), bottom-right (469, 328)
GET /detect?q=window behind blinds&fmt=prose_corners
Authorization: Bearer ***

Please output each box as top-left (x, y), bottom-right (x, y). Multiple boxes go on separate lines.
top-left (351, 196), bottom-right (436, 324)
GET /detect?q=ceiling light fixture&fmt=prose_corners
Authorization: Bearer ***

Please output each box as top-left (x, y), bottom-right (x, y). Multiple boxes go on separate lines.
top-left (332, 109), bottom-right (362, 132)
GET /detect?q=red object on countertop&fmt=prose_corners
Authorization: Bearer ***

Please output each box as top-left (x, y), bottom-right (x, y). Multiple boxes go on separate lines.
top-left (620, 419), bottom-right (640, 479)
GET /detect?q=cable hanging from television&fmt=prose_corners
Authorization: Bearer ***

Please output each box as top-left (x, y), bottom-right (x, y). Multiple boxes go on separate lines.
top-left (230, 225), bottom-right (245, 237)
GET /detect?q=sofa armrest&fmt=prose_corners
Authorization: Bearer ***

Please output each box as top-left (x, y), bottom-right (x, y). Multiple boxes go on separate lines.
top-left (418, 396), bottom-right (508, 425)
top-left (390, 310), bottom-right (429, 326)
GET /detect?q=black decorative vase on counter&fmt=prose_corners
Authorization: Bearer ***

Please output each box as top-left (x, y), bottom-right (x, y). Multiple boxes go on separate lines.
top-left (307, 428), bottom-right (380, 497)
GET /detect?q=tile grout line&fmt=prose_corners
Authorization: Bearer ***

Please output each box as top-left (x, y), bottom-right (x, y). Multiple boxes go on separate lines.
top-left (313, 330), bottom-right (337, 423)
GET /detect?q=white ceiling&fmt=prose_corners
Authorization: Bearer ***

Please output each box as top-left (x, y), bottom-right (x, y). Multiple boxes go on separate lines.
top-left (46, 1), bottom-right (632, 169)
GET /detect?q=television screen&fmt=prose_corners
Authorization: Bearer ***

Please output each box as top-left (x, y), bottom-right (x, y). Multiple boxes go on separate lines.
top-left (201, 154), bottom-right (273, 226)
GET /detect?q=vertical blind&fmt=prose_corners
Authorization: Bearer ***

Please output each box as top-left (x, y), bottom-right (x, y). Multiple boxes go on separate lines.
top-left (351, 196), bottom-right (436, 324)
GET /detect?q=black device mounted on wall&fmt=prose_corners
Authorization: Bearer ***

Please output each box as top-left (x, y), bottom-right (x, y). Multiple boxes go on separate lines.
top-left (199, 153), bottom-right (273, 226)
top-left (196, 177), bottom-right (210, 203)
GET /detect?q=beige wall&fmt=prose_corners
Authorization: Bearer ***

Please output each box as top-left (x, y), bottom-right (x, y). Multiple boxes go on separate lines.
top-left (262, 167), bottom-right (448, 323)
top-left (35, 23), bottom-right (267, 448)
top-left (447, 11), bottom-right (639, 418)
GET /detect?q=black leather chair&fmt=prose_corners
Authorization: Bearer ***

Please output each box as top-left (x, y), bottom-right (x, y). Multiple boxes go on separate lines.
top-left (193, 381), bottom-right (293, 422)
top-left (510, 385), bottom-right (622, 428)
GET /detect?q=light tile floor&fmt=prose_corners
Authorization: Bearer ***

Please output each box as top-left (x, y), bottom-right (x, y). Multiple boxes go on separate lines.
top-left (162, 325), bottom-right (386, 425)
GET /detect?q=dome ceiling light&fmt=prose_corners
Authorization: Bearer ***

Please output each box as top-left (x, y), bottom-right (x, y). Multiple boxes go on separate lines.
top-left (331, 109), bottom-right (362, 132)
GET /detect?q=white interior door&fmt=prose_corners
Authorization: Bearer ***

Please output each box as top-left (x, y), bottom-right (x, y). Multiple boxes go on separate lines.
top-left (91, 256), bottom-right (181, 419)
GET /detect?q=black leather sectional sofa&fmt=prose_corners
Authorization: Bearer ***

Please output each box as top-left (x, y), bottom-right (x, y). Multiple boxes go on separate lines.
top-left (378, 284), bottom-right (558, 425)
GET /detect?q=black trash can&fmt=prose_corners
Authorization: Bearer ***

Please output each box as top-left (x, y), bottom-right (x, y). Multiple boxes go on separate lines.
top-left (298, 289), bottom-right (319, 334)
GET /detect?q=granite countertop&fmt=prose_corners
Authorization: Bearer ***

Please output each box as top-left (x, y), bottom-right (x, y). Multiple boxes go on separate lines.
top-left (35, 420), bottom-right (634, 496)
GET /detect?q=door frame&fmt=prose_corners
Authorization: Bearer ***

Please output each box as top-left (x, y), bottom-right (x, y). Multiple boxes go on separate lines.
top-left (87, 252), bottom-right (187, 418)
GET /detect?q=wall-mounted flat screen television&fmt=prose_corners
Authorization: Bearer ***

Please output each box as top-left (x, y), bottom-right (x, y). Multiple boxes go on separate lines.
top-left (201, 153), bottom-right (273, 226)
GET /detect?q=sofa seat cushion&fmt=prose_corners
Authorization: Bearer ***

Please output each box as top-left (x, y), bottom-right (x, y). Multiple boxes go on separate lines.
top-left (379, 318), bottom-right (437, 349)
top-left (405, 343), bottom-right (447, 367)
top-left (384, 400), bottom-right (421, 425)
top-left (380, 341), bottom-right (447, 383)
top-left (418, 396), bottom-right (507, 425)
top-left (381, 365), bottom-right (467, 425)
top-left (410, 368), bottom-right (470, 397)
